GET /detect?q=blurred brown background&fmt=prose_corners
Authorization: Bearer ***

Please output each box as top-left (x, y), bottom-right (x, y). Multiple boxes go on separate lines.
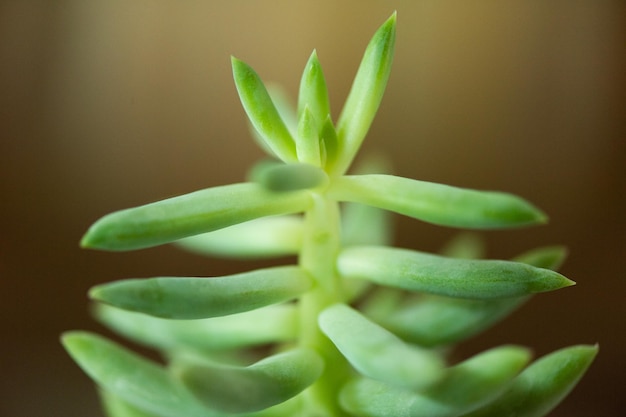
top-left (1, 1), bottom-right (624, 416)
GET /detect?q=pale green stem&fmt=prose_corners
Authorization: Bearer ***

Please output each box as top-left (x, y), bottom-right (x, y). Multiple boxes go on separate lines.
top-left (298, 193), bottom-right (351, 416)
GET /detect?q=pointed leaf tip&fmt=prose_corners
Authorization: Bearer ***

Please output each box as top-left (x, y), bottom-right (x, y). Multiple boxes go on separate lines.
top-left (332, 13), bottom-right (397, 175)
top-left (338, 246), bottom-right (576, 299)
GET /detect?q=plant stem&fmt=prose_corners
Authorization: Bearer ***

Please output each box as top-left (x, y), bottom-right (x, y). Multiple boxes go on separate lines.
top-left (298, 193), bottom-right (351, 415)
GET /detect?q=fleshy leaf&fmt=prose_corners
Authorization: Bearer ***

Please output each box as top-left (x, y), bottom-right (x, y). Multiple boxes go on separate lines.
top-left (340, 345), bottom-right (531, 417)
top-left (319, 304), bottom-right (444, 390)
top-left (439, 233), bottom-right (486, 259)
top-left (249, 161), bottom-right (328, 192)
top-left (296, 106), bottom-right (322, 165)
top-left (174, 215), bottom-right (303, 259)
top-left (328, 175), bottom-right (547, 229)
top-left (333, 13), bottom-right (396, 175)
top-left (81, 183), bottom-right (312, 251)
top-left (338, 246), bottom-right (574, 299)
top-left (319, 115), bottom-right (339, 169)
top-left (61, 332), bottom-right (218, 417)
top-left (461, 345), bottom-right (598, 417)
top-left (512, 245), bottom-right (568, 271)
top-left (365, 246), bottom-right (569, 347)
top-left (231, 57), bottom-right (297, 162)
top-left (94, 304), bottom-right (297, 352)
top-left (297, 50), bottom-right (330, 127)
top-left (100, 389), bottom-right (164, 417)
top-left (90, 266), bottom-right (312, 319)
top-left (373, 295), bottom-right (528, 348)
top-left (178, 348), bottom-right (324, 413)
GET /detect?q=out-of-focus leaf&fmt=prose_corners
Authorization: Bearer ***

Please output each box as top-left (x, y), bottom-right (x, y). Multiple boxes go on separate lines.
top-left (61, 332), bottom-right (219, 417)
top-left (439, 233), bottom-right (486, 259)
top-left (319, 304), bottom-right (443, 390)
top-left (333, 13), bottom-right (396, 175)
top-left (232, 57), bottom-right (297, 162)
top-left (460, 345), bottom-right (598, 417)
top-left (100, 390), bottom-right (164, 417)
top-left (340, 345), bottom-right (531, 417)
top-left (174, 215), bottom-right (303, 259)
top-left (512, 245), bottom-right (568, 271)
top-left (319, 115), bottom-right (339, 169)
top-left (90, 266), bottom-right (312, 319)
top-left (338, 246), bottom-right (574, 299)
top-left (179, 348), bottom-right (324, 413)
top-left (249, 161), bottom-right (328, 192)
top-left (328, 175), bottom-right (547, 229)
top-left (81, 183), bottom-right (312, 251)
top-left (374, 295), bottom-right (528, 348)
top-left (94, 304), bottom-right (297, 352)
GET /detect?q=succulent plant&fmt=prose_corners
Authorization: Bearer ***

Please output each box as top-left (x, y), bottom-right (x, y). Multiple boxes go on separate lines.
top-left (63, 13), bottom-right (596, 417)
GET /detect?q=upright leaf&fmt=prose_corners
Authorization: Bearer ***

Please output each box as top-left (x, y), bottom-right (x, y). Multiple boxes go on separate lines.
top-left (297, 50), bottom-right (330, 130)
top-left (333, 13), bottom-right (396, 175)
top-left (232, 57), bottom-right (297, 162)
top-left (296, 106), bottom-right (322, 165)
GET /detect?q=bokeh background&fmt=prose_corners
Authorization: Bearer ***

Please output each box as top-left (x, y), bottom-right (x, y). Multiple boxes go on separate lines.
top-left (1, 1), bottom-right (624, 416)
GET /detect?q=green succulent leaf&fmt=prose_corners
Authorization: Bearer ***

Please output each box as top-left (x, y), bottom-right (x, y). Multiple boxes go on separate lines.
top-left (80, 183), bottom-right (312, 251)
top-left (61, 332), bottom-right (219, 417)
top-left (298, 50), bottom-right (330, 124)
top-left (296, 106), bottom-right (322, 166)
top-left (90, 266), bottom-right (312, 319)
top-left (340, 345), bottom-right (531, 417)
top-left (460, 345), bottom-right (598, 417)
top-left (512, 245), bottom-right (568, 271)
top-left (319, 304), bottom-right (444, 390)
top-left (100, 390), bottom-right (164, 417)
top-left (95, 304), bottom-right (297, 352)
top-left (249, 160), bottom-right (328, 192)
top-left (439, 233), bottom-right (486, 260)
top-left (365, 246), bottom-right (568, 347)
top-left (174, 215), bottom-right (303, 259)
top-left (373, 294), bottom-right (528, 348)
top-left (333, 12), bottom-right (396, 175)
top-left (328, 174), bottom-right (548, 229)
top-left (319, 115), bottom-right (339, 169)
top-left (231, 57), bottom-right (297, 162)
top-left (338, 246), bottom-right (574, 299)
top-left (178, 348), bottom-right (324, 413)
top-left (246, 84), bottom-right (298, 156)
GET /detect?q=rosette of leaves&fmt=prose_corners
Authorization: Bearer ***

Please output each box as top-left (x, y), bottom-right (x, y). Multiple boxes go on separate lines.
top-left (63, 13), bottom-right (596, 417)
